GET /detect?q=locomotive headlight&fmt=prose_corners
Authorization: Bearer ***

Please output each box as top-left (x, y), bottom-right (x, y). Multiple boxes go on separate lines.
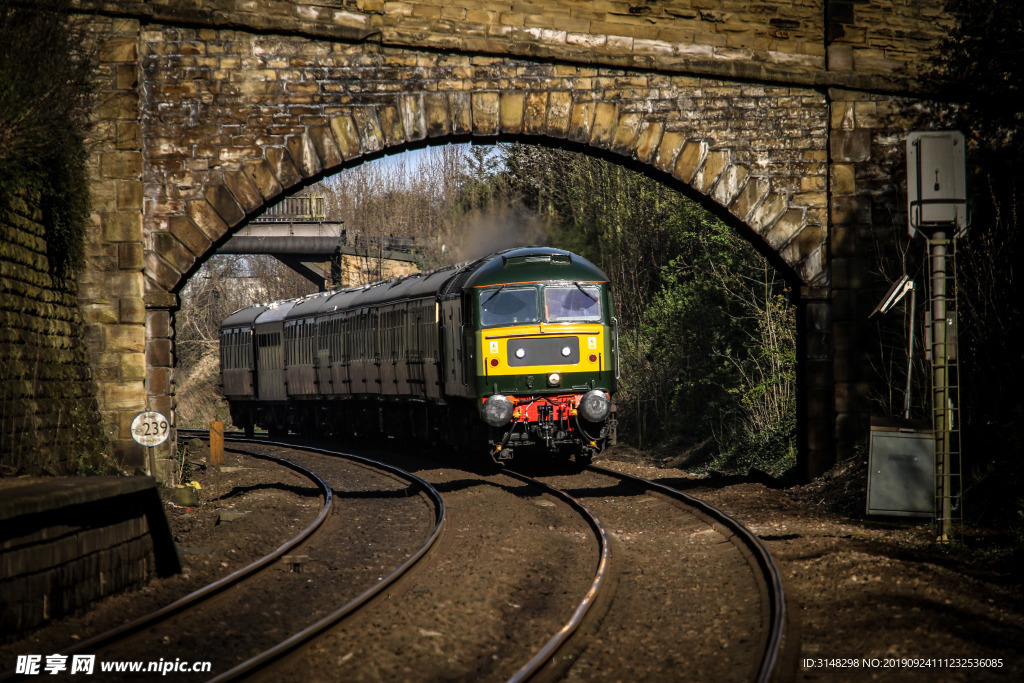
top-left (482, 394), bottom-right (514, 427)
top-left (548, 372), bottom-right (561, 386)
top-left (515, 348), bottom-right (526, 359)
top-left (578, 390), bottom-right (611, 422)
top-left (561, 346), bottom-right (572, 357)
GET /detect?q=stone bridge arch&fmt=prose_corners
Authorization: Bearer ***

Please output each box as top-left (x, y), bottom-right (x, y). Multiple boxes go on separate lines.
top-left (150, 49), bottom-right (828, 292)
top-left (73, 2), bottom-right (950, 480)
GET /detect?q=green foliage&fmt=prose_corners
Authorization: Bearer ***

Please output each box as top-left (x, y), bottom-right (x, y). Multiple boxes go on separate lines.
top-left (457, 145), bottom-right (507, 213)
top-left (0, 0), bottom-right (93, 276)
top-left (706, 410), bottom-right (797, 478)
top-left (493, 145), bottom-right (797, 470)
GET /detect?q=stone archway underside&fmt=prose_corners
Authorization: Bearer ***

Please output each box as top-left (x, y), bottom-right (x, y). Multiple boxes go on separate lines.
top-left (144, 33), bottom-right (828, 288)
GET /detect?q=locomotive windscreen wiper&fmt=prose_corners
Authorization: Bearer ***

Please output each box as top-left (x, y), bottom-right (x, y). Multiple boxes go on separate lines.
top-left (482, 285), bottom-right (505, 305)
top-left (574, 282), bottom-right (598, 301)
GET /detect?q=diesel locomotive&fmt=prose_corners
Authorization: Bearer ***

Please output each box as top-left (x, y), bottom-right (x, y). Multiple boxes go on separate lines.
top-left (219, 246), bottom-right (618, 464)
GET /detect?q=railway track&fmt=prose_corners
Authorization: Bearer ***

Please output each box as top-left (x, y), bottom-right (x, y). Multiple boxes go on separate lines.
top-left (202, 438), bottom-right (446, 681)
top-left (519, 463), bottom-right (791, 682)
top-left (230, 437), bottom-right (790, 681)
top-left (3, 434), bottom-right (789, 681)
top-left (1, 437), bottom-right (444, 682)
top-left (252, 439), bottom-right (607, 681)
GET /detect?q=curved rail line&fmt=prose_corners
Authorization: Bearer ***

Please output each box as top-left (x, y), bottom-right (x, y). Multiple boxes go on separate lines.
top-left (199, 436), bottom-right (447, 682)
top-left (586, 464), bottom-right (789, 683)
top-left (1, 434), bottom-right (447, 683)
top-left (201, 437), bottom-right (787, 681)
top-left (0, 444), bottom-right (334, 683)
top-left (199, 435), bottom-right (615, 682)
top-left (500, 469), bottom-right (613, 683)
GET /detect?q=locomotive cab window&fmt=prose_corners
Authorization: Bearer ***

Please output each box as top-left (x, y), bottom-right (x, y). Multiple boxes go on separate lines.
top-left (544, 285), bottom-right (602, 322)
top-left (479, 287), bottom-right (539, 327)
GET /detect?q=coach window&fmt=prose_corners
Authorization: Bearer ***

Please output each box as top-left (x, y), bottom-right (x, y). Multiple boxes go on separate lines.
top-left (395, 309), bottom-right (403, 360)
top-left (373, 311), bottom-right (381, 360)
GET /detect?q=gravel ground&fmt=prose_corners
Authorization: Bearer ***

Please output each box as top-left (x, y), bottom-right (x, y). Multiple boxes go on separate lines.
top-left (3, 442), bottom-right (1022, 682)
top-left (598, 448), bottom-right (1024, 682)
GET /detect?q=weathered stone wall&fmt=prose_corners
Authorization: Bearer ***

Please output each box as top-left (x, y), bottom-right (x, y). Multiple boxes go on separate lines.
top-left (138, 30), bottom-right (830, 286)
top-left (71, 0), bottom-right (950, 90)
top-left (75, 15), bottom-right (157, 471)
top-left (60, 1), bottom-right (957, 478)
top-left (0, 190), bottom-right (105, 476)
top-left (340, 254), bottom-right (418, 286)
top-left (828, 88), bottom-right (939, 459)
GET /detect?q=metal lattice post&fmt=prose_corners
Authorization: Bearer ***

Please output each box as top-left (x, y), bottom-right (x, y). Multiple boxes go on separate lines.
top-left (926, 235), bottom-right (963, 542)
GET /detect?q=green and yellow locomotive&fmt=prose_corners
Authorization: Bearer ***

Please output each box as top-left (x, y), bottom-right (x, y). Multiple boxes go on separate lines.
top-left (219, 246), bottom-right (618, 464)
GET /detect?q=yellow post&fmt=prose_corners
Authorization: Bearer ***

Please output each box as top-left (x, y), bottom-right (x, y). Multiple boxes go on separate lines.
top-left (210, 421), bottom-right (224, 503)
top-left (209, 421), bottom-right (225, 465)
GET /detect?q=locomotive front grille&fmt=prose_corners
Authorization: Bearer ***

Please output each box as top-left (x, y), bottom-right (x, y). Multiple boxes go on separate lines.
top-left (506, 336), bottom-right (579, 367)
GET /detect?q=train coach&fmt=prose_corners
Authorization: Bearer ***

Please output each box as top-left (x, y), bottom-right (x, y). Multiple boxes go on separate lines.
top-left (219, 246), bottom-right (618, 464)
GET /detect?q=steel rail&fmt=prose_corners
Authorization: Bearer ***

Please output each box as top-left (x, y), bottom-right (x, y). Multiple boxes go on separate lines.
top-left (205, 436), bottom-right (446, 682)
top-left (588, 464), bottom-right (789, 683)
top-left (0, 441), bottom-right (334, 683)
top-left (500, 468), bottom-right (613, 683)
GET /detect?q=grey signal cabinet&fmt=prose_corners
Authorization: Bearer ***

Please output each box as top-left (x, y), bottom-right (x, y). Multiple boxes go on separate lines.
top-left (866, 420), bottom-right (934, 517)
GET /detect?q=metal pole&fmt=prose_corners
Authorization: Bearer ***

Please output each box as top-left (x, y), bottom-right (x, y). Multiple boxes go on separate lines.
top-left (929, 231), bottom-right (952, 542)
top-left (904, 283), bottom-right (916, 420)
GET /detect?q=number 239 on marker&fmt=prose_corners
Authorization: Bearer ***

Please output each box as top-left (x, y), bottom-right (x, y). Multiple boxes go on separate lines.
top-left (131, 411), bottom-right (170, 447)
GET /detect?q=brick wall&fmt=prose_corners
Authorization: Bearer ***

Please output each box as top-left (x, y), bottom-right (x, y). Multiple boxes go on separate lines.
top-left (0, 189), bottom-right (105, 476)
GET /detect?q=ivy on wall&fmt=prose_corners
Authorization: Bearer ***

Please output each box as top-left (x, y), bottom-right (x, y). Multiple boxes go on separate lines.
top-left (1, 0), bottom-right (106, 475)
top-left (0, 0), bottom-right (93, 277)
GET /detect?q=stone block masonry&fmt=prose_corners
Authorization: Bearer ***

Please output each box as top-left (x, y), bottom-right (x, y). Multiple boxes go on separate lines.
top-left (137, 32), bottom-right (830, 287)
top-left (58, 1), bottom-right (962, 479)
top-left (128, 30), bottom-right (832, 474)
top-left (73, 15), bottom-right (158, 473)
top-left (0, 189), bottom-right (106, 477)
top-left (0, 476), bottom-right (180, 638)
top-left (69, 0), bottom-right (951, 92)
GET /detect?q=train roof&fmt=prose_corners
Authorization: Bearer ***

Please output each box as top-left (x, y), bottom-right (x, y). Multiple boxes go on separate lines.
top-left (218, 248), bottom-right (605, 328)
top-left (461, 247), bottom-right (609, 289)
top-left (364, 265), bottom-right (460, 305)
top-left (306, 264), bottom-right (463, 317)
top-left (220, 304), bottom-right (269, 330)
top-left (254, 299), bottom-right (301, 326)
top-left (320, 285), bottom-right (367, 314)
top-left (283, 290), bottom-right (336, 324)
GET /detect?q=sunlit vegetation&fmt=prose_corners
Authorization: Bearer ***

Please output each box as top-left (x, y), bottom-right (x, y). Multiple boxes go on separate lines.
top-left (177, 144), bottom-right (796, 475)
